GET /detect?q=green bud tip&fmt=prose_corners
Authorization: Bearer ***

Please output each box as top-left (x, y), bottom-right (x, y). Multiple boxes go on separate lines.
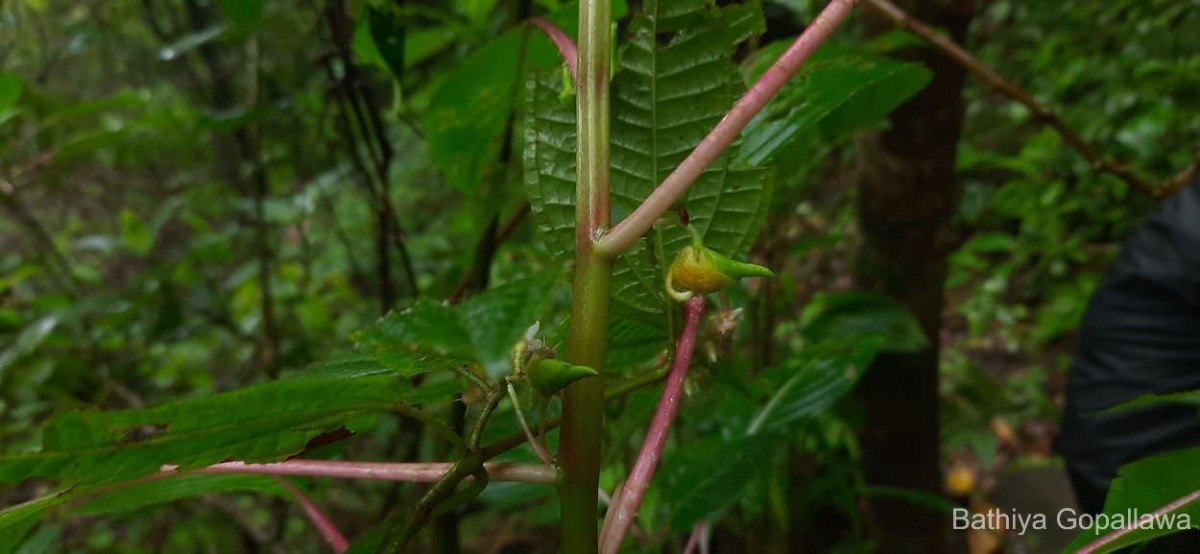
top-left (528, 358), bottom-right (598, 396)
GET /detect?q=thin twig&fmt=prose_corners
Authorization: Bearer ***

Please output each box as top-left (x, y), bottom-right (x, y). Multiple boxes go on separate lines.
top-left (271, 476), bottom-right (350, 553)
top-left (596, 0), bottom-right (861, 258)
top-left (864, 0), bottom-right (1200, 200)
top-left (506, 381), bottom-right (554, 464)
top-left (599, 296), bottom-right (707, 553)
top-left (479, 363), bottom-right (672, 460)
top-left (1076, 488), bottom-right (1200, 554)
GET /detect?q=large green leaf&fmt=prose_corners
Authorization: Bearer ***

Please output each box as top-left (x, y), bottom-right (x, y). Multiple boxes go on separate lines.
top-left (70, 474), bottom-right (288, 517)
top-left (606, 316), bottom-right (668, 371)
top-left (748, 338), bottom-right (880, 434)
top-left (353, 301), bottom-right (477, 374)
top-left (0, 494), bottom-right (66, 554)
top-left (609, 1), bottom-right (771, 316)
top-left (660, 432), bottom-right (780, 529)
top-left (522, 71), bottom-right (578, 260)
top-left (1065, 447), bottom-right (1200, 553)
top-left (2, 474), bottom-right (292, 552)
top-left (426, 1), bottom-right (627, 192)
top-left (354, 272), bottom-right (561, 378)
top-left (0, 368), bottom-right (415, 488)
top-left (525, 0), bottom-right (772, 317)
top-left (738, 46), bottom-right (933, 166)
top-left (657, 338), bottom-right (878, 530)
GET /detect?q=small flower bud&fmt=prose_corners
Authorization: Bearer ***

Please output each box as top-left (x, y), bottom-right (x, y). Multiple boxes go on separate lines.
top-left (666, 227), bottom-right (773, 301)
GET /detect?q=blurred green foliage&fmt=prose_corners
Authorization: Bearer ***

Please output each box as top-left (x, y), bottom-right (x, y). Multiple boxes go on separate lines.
top-left (0, 0), bottom-right (1197, 551)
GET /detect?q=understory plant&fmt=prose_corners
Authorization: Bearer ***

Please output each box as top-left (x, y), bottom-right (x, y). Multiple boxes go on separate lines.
top-left (4, 0), bottom-right (1188, 552)
top-left (0, 2), bottom-right (866, 549)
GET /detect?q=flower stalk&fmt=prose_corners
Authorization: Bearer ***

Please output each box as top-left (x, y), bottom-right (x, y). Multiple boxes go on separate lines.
top-left (161, 459), bottom-right (557, 485)
top-left (598, 296), bottom-right (706, 553)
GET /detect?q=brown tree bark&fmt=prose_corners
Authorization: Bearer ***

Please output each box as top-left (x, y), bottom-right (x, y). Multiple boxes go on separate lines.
top-left (853, 1), bottom-right (975, 552)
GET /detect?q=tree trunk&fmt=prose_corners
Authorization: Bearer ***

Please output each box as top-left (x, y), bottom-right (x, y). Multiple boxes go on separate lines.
top-left (853, 1), bottom-right (974, 552)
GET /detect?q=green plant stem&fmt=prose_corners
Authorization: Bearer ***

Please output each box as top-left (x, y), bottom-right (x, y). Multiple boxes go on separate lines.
top-left (559, 0), bottom-right (612, 551)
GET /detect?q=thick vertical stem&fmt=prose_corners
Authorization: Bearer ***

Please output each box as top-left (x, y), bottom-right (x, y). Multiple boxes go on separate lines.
top-left (559, 0), bottom-right (612, 552)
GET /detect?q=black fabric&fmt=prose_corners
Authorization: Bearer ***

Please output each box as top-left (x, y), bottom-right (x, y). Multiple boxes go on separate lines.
top-left (1060, 177), bottom-right (1200, 552)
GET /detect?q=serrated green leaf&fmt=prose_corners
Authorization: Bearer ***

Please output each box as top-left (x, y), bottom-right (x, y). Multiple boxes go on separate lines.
top-left (2, 474), bottom-right (292, 552)
top-left (525, 0), bottom-right (772, 316)
top-left (0, 493), bottom-right (67, 554)
top-left (354, 301), bottom-right (477, 374)
top-left (70, 474), bottom-right (288, 517)
top-left (609, 0), bottom-right (770, 315)
top-left (660, 432), bottom-right (780, 529)
top-left (607, 316), bottom-right (668, 371)
top-left (523, 71), bottom-right (578, 259)
top-left (354, 273), bottom-right (561, 378)
top-left (739, 47), bottom-right (933, 166)
top-left (0, 368), bottom-right (414, 487)
top-left (799, 291), bottom-right (927, 353)
top-left (458, 272), bottom-right (560, 376)
top-left (1065, 447), bottom-right (1200, 553)
top-left (427, 1), bottom-right (626, 192)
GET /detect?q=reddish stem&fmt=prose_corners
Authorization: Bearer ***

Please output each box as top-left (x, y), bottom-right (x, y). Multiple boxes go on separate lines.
top-left (683, 521), bottom-right (709, 554)
top-left (596, 0), bottom-right (860, 258)
top-left (161, 459), bottom-right (557, 485)
top-left (1076, 488), bottom-right (1200, 554)
top-left (272, 476), bottom-right (350, 553)
top-left (598, 296), bottom-right (707, 553)
top-left (530, 17), bottom-right (578, 81)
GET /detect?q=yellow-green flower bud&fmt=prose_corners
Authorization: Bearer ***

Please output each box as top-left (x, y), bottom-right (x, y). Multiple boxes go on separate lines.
top-left (666, 227), bottom-right (773, 301)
